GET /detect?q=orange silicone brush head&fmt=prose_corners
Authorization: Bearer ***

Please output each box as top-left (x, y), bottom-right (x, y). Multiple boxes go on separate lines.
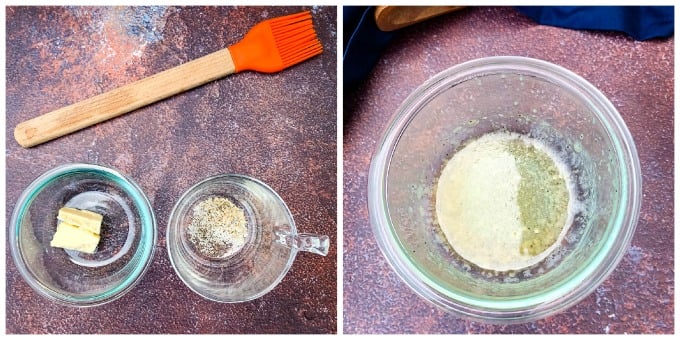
top-left (228, 11), bottom-right (323, 73)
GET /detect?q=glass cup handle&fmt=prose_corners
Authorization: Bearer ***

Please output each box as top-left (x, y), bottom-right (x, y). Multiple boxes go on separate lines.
top-left (276, 231), bottom-right (329, 256)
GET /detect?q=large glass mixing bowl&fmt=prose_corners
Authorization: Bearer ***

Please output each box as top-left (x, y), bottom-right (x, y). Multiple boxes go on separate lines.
top-left (369, 56), bottom-right (641, 323)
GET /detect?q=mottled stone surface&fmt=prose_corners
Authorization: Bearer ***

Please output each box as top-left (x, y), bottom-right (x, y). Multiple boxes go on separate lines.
top-left (6, 6), bottom-right (337, 334)
top-left (343, 7), bottom-right (673, 334)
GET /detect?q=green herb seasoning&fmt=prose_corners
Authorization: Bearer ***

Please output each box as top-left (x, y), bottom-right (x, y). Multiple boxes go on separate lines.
top-left (509, 140), bottom-right (570, 256)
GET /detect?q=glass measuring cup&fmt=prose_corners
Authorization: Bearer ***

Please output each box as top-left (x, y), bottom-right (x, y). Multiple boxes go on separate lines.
top-left (166, 174), bottom-right (329, 302)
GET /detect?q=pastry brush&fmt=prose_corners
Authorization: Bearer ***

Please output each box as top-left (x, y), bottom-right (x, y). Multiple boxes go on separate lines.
top-left (14, 10), bottom-right (323, 148)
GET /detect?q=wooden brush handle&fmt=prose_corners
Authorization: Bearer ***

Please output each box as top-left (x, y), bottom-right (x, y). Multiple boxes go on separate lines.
top-left (374, 6), bottom-right (464, 32)
top-left (15, 48), bottom-right (236, 148)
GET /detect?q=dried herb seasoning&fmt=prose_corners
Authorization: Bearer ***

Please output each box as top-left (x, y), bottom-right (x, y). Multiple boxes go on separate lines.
top-left (187, 196), bottom-right (248, 258)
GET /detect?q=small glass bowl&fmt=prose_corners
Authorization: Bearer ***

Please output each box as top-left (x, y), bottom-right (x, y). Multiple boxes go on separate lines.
top-left (369, 56), bottom-right (642, 323)
top-left (166, 174), bottom-right (329, 303)
top-left (9, 163), bottom-right (157, 307)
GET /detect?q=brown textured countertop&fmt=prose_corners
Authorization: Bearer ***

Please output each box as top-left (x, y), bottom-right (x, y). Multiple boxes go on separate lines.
top-left (6, 6), bottom-right (336, 334)
top-left (343, 7), bottom-right (673, 334)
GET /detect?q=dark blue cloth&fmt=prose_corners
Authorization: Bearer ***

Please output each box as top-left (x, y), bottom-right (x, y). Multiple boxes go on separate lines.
top-left (343, 6), bottom-right (395, 90)
top-left (516, 6), bottom-right (674, 41)
top-left (344, 6), bottom-right (674, 90)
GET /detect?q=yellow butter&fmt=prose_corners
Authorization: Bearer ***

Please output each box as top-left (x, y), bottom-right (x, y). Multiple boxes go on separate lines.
top-left (57, 207), bottom-right (103, 235)
top-left (50, 222), bottom-right (100, 254)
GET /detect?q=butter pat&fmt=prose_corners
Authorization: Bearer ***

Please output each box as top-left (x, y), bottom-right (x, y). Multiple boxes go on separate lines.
top-left (50, 222), bottom-right (100, 254)
top-left (51, 207), bottom-right (103, 254)
top-left (57, 207), bottom-right (103, 234)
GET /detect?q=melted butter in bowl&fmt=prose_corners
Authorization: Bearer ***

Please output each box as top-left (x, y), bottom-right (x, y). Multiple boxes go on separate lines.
top-left (435, 131), bottom-right (578, 272)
